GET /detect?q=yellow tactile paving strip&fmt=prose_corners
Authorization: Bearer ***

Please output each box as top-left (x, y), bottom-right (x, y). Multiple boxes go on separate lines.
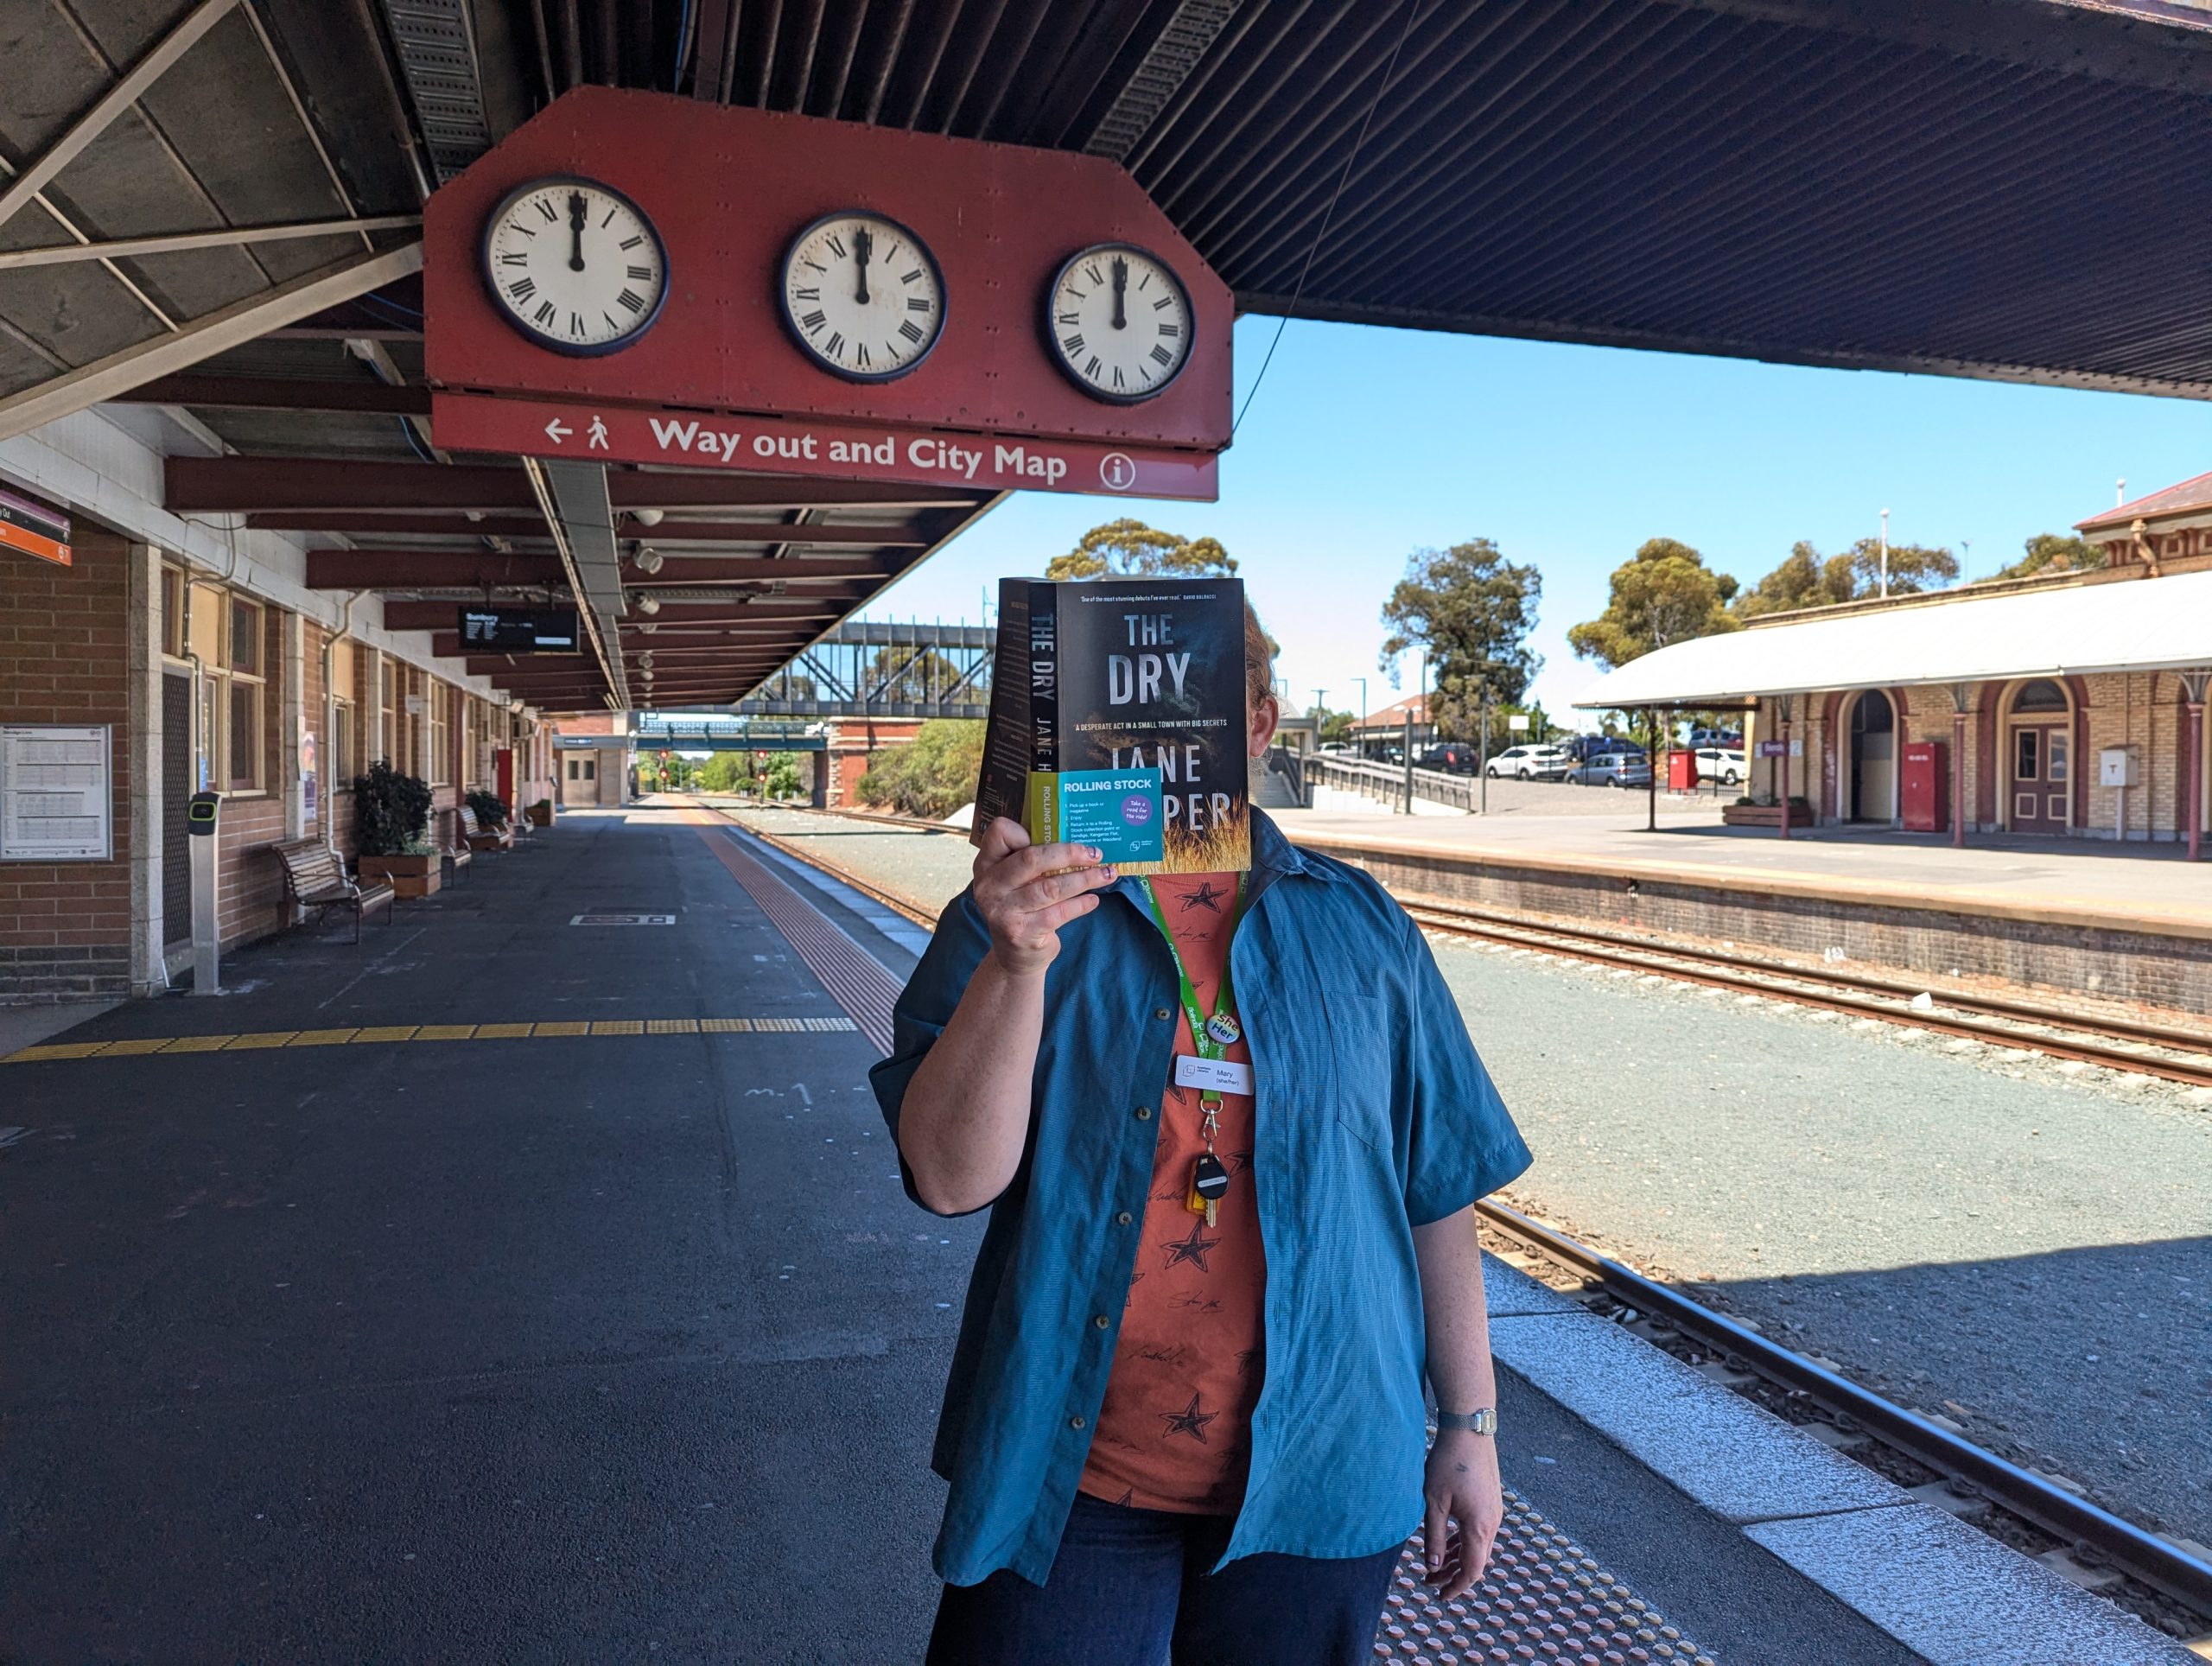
top-left (2, 1015), bottom-right (860, 1065)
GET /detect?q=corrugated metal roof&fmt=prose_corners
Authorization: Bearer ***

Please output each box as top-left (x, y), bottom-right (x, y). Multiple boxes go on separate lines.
top-left (2077, 468), bottom-right (2212, 529)
top-left (1572, 571), bottom-right (2212, 707)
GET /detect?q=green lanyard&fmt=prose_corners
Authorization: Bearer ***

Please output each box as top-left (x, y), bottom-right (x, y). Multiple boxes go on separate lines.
top-left (1141, 875), bottom-right (1247, 1091)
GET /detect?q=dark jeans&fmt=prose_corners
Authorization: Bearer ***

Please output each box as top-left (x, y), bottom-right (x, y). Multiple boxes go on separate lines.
top-left (925, 1493), bottom-right (1402, 1666)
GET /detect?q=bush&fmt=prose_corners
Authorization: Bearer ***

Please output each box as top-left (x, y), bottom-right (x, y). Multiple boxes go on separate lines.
top-left (856, 720), bottom-right (986, 818)
top-left (353, 760), bottom-right (433, 857)
top-left (762, 755), bottom-right (804, 799)
top-left (466, 789), bottom-right (510, 828)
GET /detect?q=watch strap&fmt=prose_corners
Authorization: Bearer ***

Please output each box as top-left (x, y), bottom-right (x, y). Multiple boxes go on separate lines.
top-left (1435, 1408), bottom-right (1497, 1435)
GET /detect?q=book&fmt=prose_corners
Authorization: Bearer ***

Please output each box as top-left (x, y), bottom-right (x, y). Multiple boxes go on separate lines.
top-left (973, 575), bottom-right (1250, 874)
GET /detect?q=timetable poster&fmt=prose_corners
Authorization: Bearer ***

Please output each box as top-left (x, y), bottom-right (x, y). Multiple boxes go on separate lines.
top-left (0, 725), bottom-right (112, 861)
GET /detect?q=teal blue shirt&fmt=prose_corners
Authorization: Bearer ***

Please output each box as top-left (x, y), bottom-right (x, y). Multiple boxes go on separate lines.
top-left (871, 811), bottom-right (1532, 1587)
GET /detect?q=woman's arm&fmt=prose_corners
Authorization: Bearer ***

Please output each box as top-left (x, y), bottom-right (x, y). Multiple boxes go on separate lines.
top-left (1413, 1205), bottom-right (1504, 1599)
top-left (897, 817), bottom-right (1115, 1215)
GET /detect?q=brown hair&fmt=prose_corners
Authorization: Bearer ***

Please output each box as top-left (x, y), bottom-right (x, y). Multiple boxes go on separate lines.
top-left (1244, 600), bottom-right (1275, 715)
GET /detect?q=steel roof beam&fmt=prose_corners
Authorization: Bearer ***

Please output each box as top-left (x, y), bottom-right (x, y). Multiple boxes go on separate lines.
top-left (167, 456), bottom-right (973, 514)
top-left (113, 374), bottom-right (434, 414)
top-left (0, 243), bottom-right (423, 443)
top-left (311, 550), bottom-right (894, 588)
top-left (0, 214), bottom-right (422, 271)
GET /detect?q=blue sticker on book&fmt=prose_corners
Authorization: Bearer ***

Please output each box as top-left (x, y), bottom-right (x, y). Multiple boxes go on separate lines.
top-left (1058, 768), bottom-right (1165, 863)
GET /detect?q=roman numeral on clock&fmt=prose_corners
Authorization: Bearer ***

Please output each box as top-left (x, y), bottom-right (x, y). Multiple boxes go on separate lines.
top-left (826, 233), bottom-right (848, 258)
top-left (508, 277), bottom-right (537, 302)
top-left (1151, 345), bottom-right (1173, 366)
top-left (618, 289), bottom-right (645, 313)
top-left (908, 296), bottom-right (931, 312)
top-left (1063, 334), bottom-right (1084, 355)
top-left (499, 253), bottom-right (527, 266)
top-left (533, 301), bottom-right (556, 326)
top-left (626, 264), bottom-right (652, 280)
top-left (620, 235), bottom-right (645, 251)
top-left (855, 343), bottom-right (871, 369)
top-left (800, 310), bottom-right (826, 333)
top-left (899, 320), bottom-right (925, 344)
top-left (1159, 322), bottom-right (1180, 337)
top-left (1153, 296), bottom-right (1173, 310)
top-left (825, 330), bottom-right (844, 359)
top-left (794, 287), bottom-right (820, 302)
top-left (535, 199), bottom-right (557, 221)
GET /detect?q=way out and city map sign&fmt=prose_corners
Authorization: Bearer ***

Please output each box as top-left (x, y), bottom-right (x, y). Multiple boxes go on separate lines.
top-left (433, 392), bottom-right (1219, 502)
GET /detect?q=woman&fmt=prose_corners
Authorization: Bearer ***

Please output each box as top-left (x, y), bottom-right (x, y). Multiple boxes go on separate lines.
top-left (872, 605), bottom-right (1531, 1666)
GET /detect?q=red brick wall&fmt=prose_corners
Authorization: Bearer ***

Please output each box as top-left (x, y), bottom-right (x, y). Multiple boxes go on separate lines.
top-left (0, 529), bottom-right (133, 1001)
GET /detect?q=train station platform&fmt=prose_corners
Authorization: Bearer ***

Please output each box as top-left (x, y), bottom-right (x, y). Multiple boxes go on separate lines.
top-left (0, 807), bottom-right (2195, 1663)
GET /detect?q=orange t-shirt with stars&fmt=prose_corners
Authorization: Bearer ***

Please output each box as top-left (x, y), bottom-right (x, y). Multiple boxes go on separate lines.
top-left (1079, 871), bottom-right (1266, 1517)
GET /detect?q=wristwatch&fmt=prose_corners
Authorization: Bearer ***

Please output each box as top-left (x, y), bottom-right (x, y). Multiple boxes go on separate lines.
top-left (1435, 1408), bottom-right (1497, 1435)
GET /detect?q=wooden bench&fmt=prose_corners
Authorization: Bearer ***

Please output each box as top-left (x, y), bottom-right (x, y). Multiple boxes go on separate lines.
top-left (458, 805), bottom-right (513, 851)
top-left (273, 838), bottom-right (395, 943)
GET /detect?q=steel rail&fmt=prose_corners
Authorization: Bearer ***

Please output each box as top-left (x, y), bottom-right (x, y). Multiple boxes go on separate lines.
top-left (1401, 902), bottom-right (2212, 1089)
top-left (679, 798), bottom-right (946, 926)
top-left (1472, 1201), bottom-right (2212, 1618)
top-left (1398, 893), bottom-right (2212, 1059)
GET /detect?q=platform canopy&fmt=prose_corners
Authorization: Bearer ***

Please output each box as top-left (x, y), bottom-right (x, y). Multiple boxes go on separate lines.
top-left (13, 0), bottom-right (2212, 709)
top-left (1572, 570), bottom-right (2212, 709)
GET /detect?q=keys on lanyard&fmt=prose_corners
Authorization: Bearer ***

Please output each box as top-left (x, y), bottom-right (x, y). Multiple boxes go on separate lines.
top-left (1143, 876), bottom-right (1247, 1230)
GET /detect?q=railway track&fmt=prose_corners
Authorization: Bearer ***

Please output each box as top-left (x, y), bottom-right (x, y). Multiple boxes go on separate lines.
top-left (1395, 893), bottom-right (2212, 1091)
top-left (704, 799), bottom-right (2212, 1637)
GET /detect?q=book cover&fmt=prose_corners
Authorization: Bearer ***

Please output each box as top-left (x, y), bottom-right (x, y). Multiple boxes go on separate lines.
top-left (973, 575), bottom-right (1249, 874)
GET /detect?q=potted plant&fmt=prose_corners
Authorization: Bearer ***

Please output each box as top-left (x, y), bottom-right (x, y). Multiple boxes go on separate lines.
top-left (466, 789), bottom-right (511, 830)
top-left (524, 797), bottom-right (554, 828)
top-left (353, 760), bottom-right (441, 897)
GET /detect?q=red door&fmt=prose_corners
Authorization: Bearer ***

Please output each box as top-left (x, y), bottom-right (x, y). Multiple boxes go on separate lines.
top-left (2011, 723), bottom-right (2069, 834)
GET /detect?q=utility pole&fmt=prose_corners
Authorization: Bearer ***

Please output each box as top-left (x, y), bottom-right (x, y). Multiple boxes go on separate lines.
top-left (1878, 507), bottom-right (1891, 598)
top-left (1961, 539), bottom-right (1969, 584)
top-left (1351, 677), bottom-right (1368, 759)
top-left (1480, 683), bottom-right (1491, 814)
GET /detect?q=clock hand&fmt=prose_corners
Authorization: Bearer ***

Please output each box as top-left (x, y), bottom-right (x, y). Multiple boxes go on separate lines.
top-left (854, 226), bottom-right (872, 306)
top-left (1111, 257), bottom-right (1128, 329)
top-left (568, 192), bottom-right (586, 273)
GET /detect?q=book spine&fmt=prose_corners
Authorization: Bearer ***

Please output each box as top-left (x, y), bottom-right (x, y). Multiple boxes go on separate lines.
top-left (969, 579), bottom-right (1035, 845)
top-left (1025, 770), bottom-right (1059, 847)
top-left (1030, 582), bottom-right (1058, 775)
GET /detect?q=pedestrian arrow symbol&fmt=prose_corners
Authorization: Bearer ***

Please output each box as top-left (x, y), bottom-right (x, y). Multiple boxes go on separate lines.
top-left (544, 418), bottom-right (571, 443)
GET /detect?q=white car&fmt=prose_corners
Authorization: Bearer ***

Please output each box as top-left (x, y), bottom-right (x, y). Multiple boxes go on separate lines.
top-left (1484, 744), bottom-right (1573, 780)
top-left (1695, 747), bottom-right (1746, 785)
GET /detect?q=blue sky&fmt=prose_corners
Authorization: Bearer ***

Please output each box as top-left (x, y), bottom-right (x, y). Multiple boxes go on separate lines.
top-left (860, 313), bottom-right (2212, 723)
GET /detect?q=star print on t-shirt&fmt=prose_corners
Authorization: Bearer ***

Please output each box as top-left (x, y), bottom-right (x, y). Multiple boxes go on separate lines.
top-left (1160, 1392), bottom-right (1218, 1442)
top-left (1175, 879), bottom-right (1228, 913)
top-left (1160, 1219), bottom-right (1218, 1271)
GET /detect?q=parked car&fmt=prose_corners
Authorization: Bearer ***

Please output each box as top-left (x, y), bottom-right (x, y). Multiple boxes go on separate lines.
top-left (1694, 747), bottom-right (1747, 785)
top-left (1560, 733), bottom-right (1647, 764)
top-left (1565, 753), bottom-right (1653, 788)
top-left (1484, 744), bottom-right (1573, 780)
top-left (1688, 727), bottom-right (1743, 748)
top-left (1418, 742), bottom-right (1481, 774)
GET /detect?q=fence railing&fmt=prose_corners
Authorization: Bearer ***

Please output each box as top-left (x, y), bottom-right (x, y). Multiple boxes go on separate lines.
top-left (1305, 754), bottom-right (1477, 812)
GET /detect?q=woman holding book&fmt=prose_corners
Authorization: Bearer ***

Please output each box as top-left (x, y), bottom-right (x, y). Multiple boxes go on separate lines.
top-left (874, 604), bottom-right (1531, 1666)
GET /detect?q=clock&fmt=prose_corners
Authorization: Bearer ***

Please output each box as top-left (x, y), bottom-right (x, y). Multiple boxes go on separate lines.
top-left (779, 210), bottom-right (944, 382)
top-left (480, 175), bottom-right (668, 356)
top-left (1045, 243), bottom-right (1192, 403)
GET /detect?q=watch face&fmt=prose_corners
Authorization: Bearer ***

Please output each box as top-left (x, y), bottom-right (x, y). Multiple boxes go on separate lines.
top-left (481, 176), bottom-right (668, 355)
top-left (779, 211), bottom-right (945, 382)
top-left (1046, 243), bottom-right (1192, 404)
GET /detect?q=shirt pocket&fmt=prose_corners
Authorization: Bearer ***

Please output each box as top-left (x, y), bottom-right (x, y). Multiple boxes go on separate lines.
top-left (1324, 992), bottom-right (1394, 1152)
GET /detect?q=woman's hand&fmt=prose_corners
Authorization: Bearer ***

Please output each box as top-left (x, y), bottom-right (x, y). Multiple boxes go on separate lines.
top-left (1421, 1430), bottom-right (1503, 1600)
top-left (970, 817), bottom-right (1116, 978)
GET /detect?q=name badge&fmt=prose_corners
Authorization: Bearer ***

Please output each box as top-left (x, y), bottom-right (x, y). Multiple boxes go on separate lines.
top-left (1174, 1054), bottom-right (1254, 1096)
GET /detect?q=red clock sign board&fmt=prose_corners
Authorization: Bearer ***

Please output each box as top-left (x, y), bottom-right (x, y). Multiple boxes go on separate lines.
top-left (425, 89), bottom-right (1231, 496)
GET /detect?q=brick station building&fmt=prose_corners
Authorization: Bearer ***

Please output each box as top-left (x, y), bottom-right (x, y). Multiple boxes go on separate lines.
top-left (1574, 477), bottom-right (2212, 852)
top-left (0, 459), bottom-right (556, 1006)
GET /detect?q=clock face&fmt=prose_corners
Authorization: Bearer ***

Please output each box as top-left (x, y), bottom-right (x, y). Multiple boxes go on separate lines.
top-left (779, 211), bottom-right (944, 382)
top-left (480, 176), bottom-right (669, 356)
top-left (1046, 243), bottom-right (1192, 403)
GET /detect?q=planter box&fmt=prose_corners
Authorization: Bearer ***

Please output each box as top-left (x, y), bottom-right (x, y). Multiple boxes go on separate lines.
top-left (525, 803), bottom-right (553, 828)
top-left (359, 852), bottom-right (441, 899)
top-left (1722, 803), bottom-right (1814, 830)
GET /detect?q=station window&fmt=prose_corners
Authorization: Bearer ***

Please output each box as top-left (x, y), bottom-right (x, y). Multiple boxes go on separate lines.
top-left (222, 599), bottom-right (265, 793)
top-left (379, 659), bottom-right (398, 766)
top-left (160, 566), bottom-right (185, 659)
top-left (329, 641), bottom-right (356, 788)
top-left (429, 683), bottom-right (452, 785)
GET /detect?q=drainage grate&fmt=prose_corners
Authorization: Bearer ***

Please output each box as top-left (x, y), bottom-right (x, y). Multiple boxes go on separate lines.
top-left (568, 913), bottom-right (675, 925)
top-left (1376, 1489), bottom-right (1715, 1664)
